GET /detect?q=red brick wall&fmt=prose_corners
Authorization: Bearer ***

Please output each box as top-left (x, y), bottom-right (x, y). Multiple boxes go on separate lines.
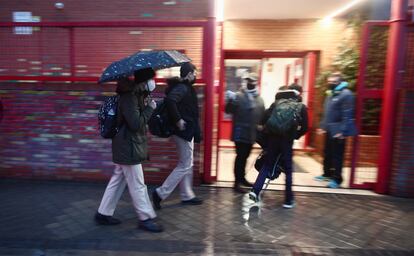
top-left (0, 82), bottom-right (204, 184)
top-left (0, 0), bottom-right (209, 21)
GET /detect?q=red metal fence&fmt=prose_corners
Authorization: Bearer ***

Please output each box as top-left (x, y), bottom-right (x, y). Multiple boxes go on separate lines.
top-left (0, 21), bottom-right (206, 82)
top-left (350, 21), bottom-right (389, 189)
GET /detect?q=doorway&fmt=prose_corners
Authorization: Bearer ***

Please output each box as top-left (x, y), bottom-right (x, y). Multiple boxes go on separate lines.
top-left (215, 50), bottom-right (345, 188)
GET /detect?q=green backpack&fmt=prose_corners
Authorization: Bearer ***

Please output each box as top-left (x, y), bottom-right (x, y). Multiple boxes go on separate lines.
top-left (266, 99), bottom-right (302, 135)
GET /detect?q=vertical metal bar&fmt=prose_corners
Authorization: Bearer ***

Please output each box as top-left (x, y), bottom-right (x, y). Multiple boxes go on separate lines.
top-left (350, 23), bottom-right (371, 188)
top-left (202, 0), bottom-right (216, 184)
top-left (215, 22), bottom-right (225, 179)
top-left (376, 0), bottom-right (408, 194)
top-left (304, 52), bottom-right (317, 149)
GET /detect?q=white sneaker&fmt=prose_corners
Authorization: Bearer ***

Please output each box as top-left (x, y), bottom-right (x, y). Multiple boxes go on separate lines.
top-left (283, 201), bottom-right (296, 209)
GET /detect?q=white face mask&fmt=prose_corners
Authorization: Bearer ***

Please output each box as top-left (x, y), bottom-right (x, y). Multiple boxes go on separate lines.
top-left (145, 79), bottom-right (156, 92)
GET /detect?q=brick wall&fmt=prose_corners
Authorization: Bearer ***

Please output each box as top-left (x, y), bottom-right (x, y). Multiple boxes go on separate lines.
top-left (0, 82), bottom-right (204, 184)
top-left (0, 0), bottom-right (209, 21)
top-left (223, 19), bottom-right (347, 68)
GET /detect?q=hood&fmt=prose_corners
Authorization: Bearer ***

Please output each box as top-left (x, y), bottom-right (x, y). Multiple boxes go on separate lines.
top-left (116, 78), bottom-right (137, 94)
top-left (275, 89), bottom-right (300, 101)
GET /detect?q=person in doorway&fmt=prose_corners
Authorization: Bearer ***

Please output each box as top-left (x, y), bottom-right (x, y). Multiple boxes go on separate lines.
top-left (315, 73), bottom-right (357, 188)
top-left (288, 79), bottom-right (303, 102)
top-left (225, 74), bottom-right (265, 193)
top-left (249, 85), bottom-right (308, 208)
top-left (152, 62), bottom-right (203, 209)
top-left (95, 68), bottom-right (163, 233)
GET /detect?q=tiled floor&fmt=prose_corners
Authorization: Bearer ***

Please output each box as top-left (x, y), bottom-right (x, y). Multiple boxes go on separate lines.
top-left (217, 139), bottom-right (377, 190)
top-left (0, 179), bottom-right (413, 255)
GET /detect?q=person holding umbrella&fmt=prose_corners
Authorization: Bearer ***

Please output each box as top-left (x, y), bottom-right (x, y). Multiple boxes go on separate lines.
top-left (152, 62), bottom-right (203, 209)
top-left (95, 68), bottom-right (163, 233)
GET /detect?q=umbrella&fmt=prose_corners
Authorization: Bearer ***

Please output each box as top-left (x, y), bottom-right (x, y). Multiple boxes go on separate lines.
top-left (99, 50), bottom-right (191, 83)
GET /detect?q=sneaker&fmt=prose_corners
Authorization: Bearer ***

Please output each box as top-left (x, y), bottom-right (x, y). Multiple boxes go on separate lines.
top-left (139, 218), bottom-right (164, 233)
top-left (327, 180), bottom-right (340, 188)
top-left (314, 175), bottom-right (331, 182)
top-left (248, 190), bottom-right (259, 203)
top-left (152, 189), bottom-right (162, 210)
top-left (94, 212), bottom-right (121, 225)
top-left (283, 201), bottom-right (296, 209)
top-left (181, 197), bottom-right (203, 205)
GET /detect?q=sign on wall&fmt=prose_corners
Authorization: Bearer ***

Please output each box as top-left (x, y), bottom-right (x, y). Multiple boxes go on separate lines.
top-left (13, 12), bottom-right (40, 35)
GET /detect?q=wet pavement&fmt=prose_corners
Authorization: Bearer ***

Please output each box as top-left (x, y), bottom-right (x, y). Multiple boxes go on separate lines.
top-left (0, 179), bottom-right (413, 255)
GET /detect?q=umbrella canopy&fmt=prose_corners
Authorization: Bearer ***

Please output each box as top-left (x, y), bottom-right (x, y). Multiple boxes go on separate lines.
top-left (99, 50), bottom-right (191, 83)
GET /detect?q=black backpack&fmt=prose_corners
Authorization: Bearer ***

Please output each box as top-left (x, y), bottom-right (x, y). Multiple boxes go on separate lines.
top-left (98, 95), bottom-right (120, 139)
top-left (266, 99), bottom-right (302, 135)
top-left (148, 99), bottom-right (173, 138)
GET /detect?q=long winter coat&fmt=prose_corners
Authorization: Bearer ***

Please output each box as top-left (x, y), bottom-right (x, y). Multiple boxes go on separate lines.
top-left (112, 78), bottom-right (154, 165)
top-left (225, 89), bottom-right (265, 144)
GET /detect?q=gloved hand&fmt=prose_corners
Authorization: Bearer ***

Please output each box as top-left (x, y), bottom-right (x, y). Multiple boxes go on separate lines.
top-left (225, 90), bottom-right (237, 101)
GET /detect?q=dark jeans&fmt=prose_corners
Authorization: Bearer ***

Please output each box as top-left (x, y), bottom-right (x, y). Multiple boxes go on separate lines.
top-left (252, 136), bottom-right (294, 203)
top-left (323, 133), bottom-right (346, 184)
top-left (234, 142), bottom-right (253, 184)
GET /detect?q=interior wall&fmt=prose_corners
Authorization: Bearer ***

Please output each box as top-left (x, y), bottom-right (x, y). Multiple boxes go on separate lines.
top-left (260, 58), bottom-right (298, 108)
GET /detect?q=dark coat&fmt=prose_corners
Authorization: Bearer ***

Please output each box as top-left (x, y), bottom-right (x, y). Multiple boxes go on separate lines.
top-left (320, 88), bottom-right (357, 137)
top-left (112, 78), bottom-right (154, 165)
top-left (165, 77), bottom-right (202, 143)
top-left (225, 89), bottom-right (265, 144)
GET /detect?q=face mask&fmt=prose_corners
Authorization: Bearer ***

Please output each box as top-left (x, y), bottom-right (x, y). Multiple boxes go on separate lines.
top-left (145, 79), bottom-right (156, 92)
top-left (247, 82), bottom-right (256, 90)
top-left (185, 72), bottom-right (196, 84)
top-left (328, 83), bottom-right (338, 90)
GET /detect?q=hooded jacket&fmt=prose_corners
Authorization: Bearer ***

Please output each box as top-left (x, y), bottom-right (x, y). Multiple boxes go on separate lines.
top-left (165, 77), bottom-right (202, 143)
top-left (320, 85), bottom-right (357, 137)
top-left (112, 78), bottom-right (154, 165)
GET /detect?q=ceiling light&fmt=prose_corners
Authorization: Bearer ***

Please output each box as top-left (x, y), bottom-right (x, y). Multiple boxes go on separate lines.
top-left (322, 0), bottom-right (366, 22)
top-left (216, 0), bottom-right (224, 22)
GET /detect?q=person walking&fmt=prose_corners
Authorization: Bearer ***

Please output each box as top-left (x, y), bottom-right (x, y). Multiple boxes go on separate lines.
top-left (152, 62), bottom-right (203, 209)
top-left (95, 68), bottom-right (163, 233)
top-left (249, 85), bottom-right (308, 208)
top-left (225, 74), bottom-right (265, 193)
top-left (315, 73), bottom-right (357, 188)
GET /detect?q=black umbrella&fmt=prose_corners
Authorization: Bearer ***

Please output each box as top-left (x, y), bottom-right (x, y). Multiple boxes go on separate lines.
top-left (99, 50), bottom-right (191, 83)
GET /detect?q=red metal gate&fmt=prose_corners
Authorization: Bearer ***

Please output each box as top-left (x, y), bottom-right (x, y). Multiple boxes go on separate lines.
top-left (350, 21), bottom-right (390, 189)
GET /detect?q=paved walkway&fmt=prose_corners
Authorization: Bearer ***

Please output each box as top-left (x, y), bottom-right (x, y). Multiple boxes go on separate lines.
top-left (0, 179), bottom-right (413, 255)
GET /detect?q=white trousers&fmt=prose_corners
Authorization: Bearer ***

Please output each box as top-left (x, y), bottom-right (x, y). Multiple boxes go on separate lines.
top-left (98, 164), bottom-right (156, 221)
top-left (156, 135), bottom-right (195, 201)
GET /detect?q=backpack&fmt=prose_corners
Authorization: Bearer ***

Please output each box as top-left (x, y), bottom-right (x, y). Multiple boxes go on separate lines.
top-left (266, 99), bottom-right (302, 135)
top-left (148, 99), bottom-right (173, 138)
top-left (98, 95), bottom-right (120, 139)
